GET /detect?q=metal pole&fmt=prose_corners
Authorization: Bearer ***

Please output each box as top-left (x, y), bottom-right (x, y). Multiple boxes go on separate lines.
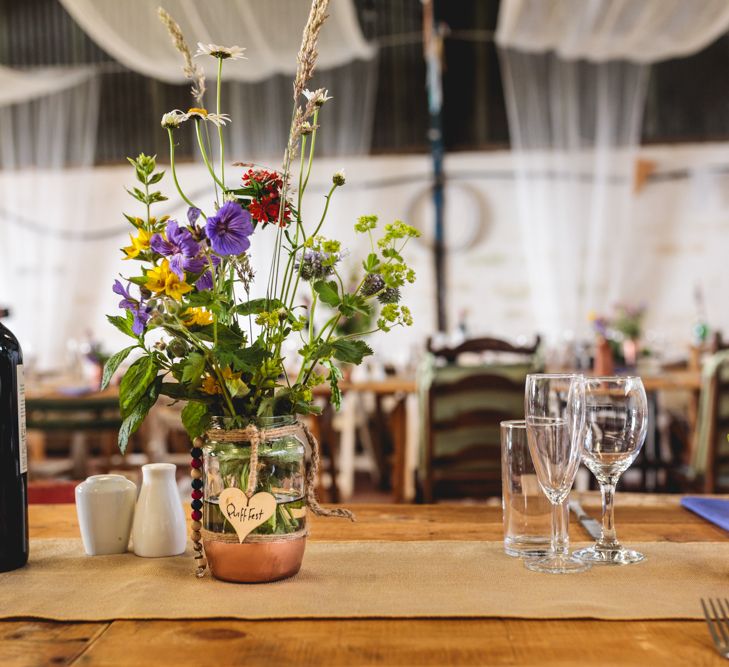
top-left (422, 0), bottom-right (447, 332)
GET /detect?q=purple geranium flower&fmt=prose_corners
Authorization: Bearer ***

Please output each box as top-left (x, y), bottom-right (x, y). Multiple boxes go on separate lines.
top-left (150, 220), bottom-right (201, 279)
top-left (187, 207), bottom-right (201, 225)
top-left (194, 255), bottom-right (221, 292)
top-left (112, 280), bottom-right (151, 335)
top-left (196, 271), bottom-right (214, 291)
top-left (205, 202), bottom-right (253, 255)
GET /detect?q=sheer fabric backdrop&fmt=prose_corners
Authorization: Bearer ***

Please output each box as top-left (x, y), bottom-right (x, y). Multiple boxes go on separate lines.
top-left (496, 0), bottom-right (729, 342)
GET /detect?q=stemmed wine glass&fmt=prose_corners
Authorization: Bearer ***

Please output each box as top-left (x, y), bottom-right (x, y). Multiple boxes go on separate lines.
top-left (524, 374), bottom-right (590, 574)
top-left (573, 376), bottom-right (648, 565)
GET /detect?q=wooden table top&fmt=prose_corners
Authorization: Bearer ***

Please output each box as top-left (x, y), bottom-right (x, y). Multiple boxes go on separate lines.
top-left (2, 494), bottom-right (726, 666)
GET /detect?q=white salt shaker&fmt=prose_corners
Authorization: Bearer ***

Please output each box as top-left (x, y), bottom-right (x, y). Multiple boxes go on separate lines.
top-left (132, 463), bottom-right (187, 557)
top-left (75, 474), bottom-right (136, 555)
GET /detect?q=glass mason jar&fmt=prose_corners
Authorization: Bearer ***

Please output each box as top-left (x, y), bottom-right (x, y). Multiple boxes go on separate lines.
top-left (203, 415), bottom-right (307, 538)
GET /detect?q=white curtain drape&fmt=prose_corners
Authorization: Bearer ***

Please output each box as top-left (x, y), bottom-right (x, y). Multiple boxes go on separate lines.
top-left (497, 0), bottom-right (729, 342)
top-left (0, 74), bottom-right (101, 370)
top-left (58, 0), bottom-right (374, 83)
top-left (496, 0), bottom-right (729, 63)
top-left (60, 0), bottom-right (378, 158)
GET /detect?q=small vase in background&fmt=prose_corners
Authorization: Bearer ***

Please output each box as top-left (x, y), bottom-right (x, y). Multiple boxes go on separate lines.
top-left (75, 475), bottom-right (136, 555)
top-left (622, 337), bottom-right (639, 368)
top-left (593, 336), bottom-right (615, 376)
top-left (132, 463), bottom-right (186, 558)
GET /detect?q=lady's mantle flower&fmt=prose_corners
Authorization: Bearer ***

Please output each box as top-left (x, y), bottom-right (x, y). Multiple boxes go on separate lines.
top-left (205, 201), bottom-right (253, 255)
top-left (150, 220), bottom-right (205, 278)
top-left (145, 259), bottom-right (193, 301)
top-left (112, 280), bottom-right (151, 335)
top-left (123, 228), bottom-right (152, 259)
top-left (195, 43), bottom-right (246, 60)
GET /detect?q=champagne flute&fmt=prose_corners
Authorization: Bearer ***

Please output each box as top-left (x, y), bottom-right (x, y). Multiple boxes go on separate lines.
top-left (524, 374), bottom-right (590, 574)
top-left (573, 376), bottom-right (648, 565)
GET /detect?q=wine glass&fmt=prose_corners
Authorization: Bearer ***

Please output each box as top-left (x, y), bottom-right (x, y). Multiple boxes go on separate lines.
top-left (524, 374), bottom-right (590, 574)
top-left (573, 376), bottom-right (648, 565)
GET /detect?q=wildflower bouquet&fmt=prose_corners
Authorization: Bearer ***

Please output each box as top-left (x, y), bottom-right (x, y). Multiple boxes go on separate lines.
top-left (104, 1), bottom-right (419, 455)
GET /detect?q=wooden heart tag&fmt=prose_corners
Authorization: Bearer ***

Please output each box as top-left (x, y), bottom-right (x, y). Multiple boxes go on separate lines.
top-left (218, 489), bottom-right (276, 543)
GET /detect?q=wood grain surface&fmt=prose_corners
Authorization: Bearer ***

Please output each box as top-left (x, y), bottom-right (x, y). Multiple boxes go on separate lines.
top-left (2, 497), bottom-right (726, 666)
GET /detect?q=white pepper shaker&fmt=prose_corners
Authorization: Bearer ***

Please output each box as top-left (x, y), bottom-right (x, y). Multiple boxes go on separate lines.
top-left (75, 475), bottom-right (136, 555)
top-left (132, 463), bottom-right (187, 557)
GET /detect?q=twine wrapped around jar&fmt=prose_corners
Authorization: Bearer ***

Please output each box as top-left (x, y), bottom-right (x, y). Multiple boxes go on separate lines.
top-left (190, 419), bottom-right (355, 577)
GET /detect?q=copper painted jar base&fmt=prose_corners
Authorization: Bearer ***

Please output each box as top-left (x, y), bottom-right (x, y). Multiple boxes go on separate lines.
top-left (204, 536), bottom-right (306, 583)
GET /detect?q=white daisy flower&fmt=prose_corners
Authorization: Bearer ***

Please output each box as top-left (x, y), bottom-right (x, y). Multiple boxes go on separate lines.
top-left (303, 88), bottom-right (332, 107)
top-left (161, 109), bottom-right (189, 129)
top-left (184, 108), bottom-right (231, 127)
top-left (195, 43), bottom-right (246, 60)
top-left (332, 169), bottom-right (346, 186)
top-left (204, 113), bottom-right (231, 127)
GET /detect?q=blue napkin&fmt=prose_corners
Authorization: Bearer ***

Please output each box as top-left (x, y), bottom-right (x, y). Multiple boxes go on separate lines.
top-left (681, 497), bottom-right (729, 532)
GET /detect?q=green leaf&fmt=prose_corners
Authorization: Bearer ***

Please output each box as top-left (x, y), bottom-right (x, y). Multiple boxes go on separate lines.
top-left (127, 275), bottom-right (148, 287)
top-left (194, 323), bottom-right (245, 346)
top-left (118, 379), bottom-right (159, 454)
top-left (181, 401), bottom-right (211, 440)
top-left (217, 345), bottom-right (267, 373)
top-left (314, 280), bottom-right (339, 308)
top-left (107, 312), bottom-right (137, 339)
top-left (339, 294), bottom-right (370, 318)
top-left (181, 352), bottom-right (206, 385)
top-left (101, 346), bottom-right (136, 390)
top-left (331, 339), bottom-right (373, 365)
top-left (325, 360), bottom-right (343, 410)
top-left (159, 382), bottom-right (192, 400)
top-left (234, 298), bottom-right (285, 316)
top-left (148, 171), bottom-right (165, 184)
top-left (119, 356), bottom-right (159, 418)
top-left (363, 253), bottom-right (380, 272)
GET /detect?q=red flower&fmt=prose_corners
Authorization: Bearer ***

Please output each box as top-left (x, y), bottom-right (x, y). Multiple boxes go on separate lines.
top-left (242, 168), bottom-right (291, 227)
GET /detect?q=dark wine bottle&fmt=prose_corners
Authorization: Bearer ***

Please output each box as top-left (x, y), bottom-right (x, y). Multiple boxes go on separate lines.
top-left (0, 321), bottom-right (28, 571)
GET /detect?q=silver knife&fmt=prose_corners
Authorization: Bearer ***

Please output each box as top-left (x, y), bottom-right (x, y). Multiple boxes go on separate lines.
top-left (569, 499), bottom-right (602, 541)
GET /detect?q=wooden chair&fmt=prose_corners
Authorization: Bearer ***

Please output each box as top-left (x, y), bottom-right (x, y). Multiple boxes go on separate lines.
top-left (26, 396), bottom-right (124, 479)
top-left (419, 336), bottom-right (540, 502)
top-left (701, 355), bottom-right (729, 492)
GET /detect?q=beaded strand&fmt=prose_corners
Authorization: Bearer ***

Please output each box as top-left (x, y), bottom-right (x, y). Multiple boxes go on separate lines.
top-left (190, 436), bottom-right (206, 577)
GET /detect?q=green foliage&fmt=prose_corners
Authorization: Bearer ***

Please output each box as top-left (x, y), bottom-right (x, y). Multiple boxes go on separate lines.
top-left (313, 280), bottom-right (339, 307)
top-left (118, 376), bottom-right (160, 454)
top-left (119, 356), bottom-right (159, 418)
top-left (107, 312), bottom-right (138, 339)
top-left (101, 346), bottom-right (137, 390)
top-left (181, 401), bottom-right (211, 439)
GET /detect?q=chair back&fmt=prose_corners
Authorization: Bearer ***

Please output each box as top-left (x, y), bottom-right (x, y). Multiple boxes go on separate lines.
top-left (703, 355), bottom-right (729, 492)
top-left (420, 336), bottom-right (540, 501)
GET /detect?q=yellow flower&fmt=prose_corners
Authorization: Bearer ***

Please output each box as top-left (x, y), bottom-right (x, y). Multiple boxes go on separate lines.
top-left (201, 374), bottom-right (220, 395)
top-left (144, 259), bottom-right (193, 301)
top-left (123, 228), bottom-right (152, 259)
top-left (182, 308), bottom-right (213, 327)
top-left (145, 260), bottom-right (169, 293)
top-left (164, 272), bottom-right (193, 301)
top-left (200, 367), bottom-right (245, 396)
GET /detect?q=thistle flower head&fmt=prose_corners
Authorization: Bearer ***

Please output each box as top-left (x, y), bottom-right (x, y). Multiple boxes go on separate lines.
top-left (361, 273), bottom-right (385, 297)
top-left (378, 287), bottom-right (401, 305)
